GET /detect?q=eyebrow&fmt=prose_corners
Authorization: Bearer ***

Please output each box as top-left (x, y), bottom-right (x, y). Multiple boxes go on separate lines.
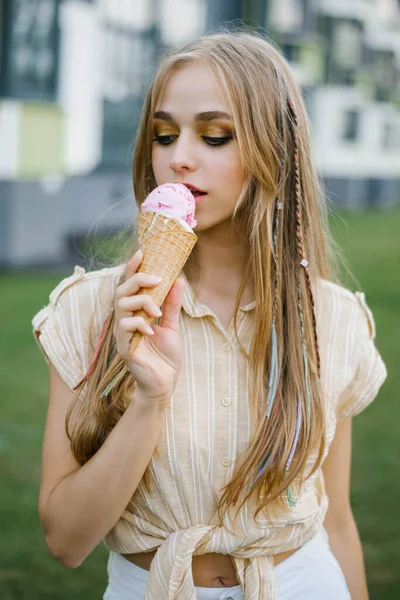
top-left (153, 110), bottom-right (233, 123)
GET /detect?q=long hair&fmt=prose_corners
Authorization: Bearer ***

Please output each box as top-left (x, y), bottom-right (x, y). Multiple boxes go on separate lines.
top-left (66, 31), bottom-right (339, 519)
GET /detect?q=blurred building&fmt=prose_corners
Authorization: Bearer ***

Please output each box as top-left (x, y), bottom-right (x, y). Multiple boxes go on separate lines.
top-left (0, 0), bottom-right (399, 268)
top-left (0, 0), bottom-right (206, 268)
top-left (266, 0), bottom-right (400, 208)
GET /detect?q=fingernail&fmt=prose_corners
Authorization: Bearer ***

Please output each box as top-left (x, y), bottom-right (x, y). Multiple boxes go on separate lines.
top-left (150, 276), bottom-right (162, 282)
top-left (154, 308), bottom-right (162, 317)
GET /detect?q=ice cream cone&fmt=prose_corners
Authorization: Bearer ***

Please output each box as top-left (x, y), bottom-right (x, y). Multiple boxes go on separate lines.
top-left (129, 211), bottom-right (197, 355)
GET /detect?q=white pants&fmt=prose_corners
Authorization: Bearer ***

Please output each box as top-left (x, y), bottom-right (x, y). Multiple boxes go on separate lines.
top-left (103, 529), bottom-right (351, 599)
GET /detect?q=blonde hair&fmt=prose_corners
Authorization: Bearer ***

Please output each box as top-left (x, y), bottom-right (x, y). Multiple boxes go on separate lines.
top-left (67, 30), bottom-right (339, 520)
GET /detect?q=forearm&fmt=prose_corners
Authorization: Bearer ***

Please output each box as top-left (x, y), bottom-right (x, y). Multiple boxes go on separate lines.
top-left (325, 513), bottom-right (369, 600)
top-left (42, 391), bottom-right (166, 567)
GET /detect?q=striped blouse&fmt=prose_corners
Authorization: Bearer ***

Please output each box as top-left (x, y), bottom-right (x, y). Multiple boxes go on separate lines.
top-left (32, 264), bottom-right (387, 599)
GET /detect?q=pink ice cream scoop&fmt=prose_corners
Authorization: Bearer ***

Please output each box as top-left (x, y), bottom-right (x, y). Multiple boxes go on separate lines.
top-left (141, 183), bottom-right (197, 229)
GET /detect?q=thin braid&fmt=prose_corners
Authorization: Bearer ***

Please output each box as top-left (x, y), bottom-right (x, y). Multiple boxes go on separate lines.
top-left (271, 197), bottom-right (282, 322)
top-left (288, 101), bottom-right (321, 380)
top-left (283, 98), bottom-right (321, 507)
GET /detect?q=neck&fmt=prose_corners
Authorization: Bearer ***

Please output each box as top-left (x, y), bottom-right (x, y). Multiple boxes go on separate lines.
top-left (183, 220), bottom-right (253, 301)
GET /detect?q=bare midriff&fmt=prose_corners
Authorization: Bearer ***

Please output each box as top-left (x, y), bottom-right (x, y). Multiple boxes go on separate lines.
top-left (121, 547), bottom-right (298, 587)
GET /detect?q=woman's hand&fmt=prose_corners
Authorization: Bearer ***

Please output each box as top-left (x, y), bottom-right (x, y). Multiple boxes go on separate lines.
top-left (113, 250), bottom-right (185, 404)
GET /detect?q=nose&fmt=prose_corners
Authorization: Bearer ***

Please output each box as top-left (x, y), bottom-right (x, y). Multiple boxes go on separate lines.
top-left (169, 133), bottom-right (197, 174)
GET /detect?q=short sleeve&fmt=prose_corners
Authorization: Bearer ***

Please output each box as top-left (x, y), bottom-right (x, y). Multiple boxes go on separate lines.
top-left (32, 266), bottom-right (87, 390)
top-left (336, 291), bottom-right (387, 421)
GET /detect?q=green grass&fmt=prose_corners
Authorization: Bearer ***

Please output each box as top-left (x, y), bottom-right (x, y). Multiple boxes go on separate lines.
top-left (329, 207), bottom-right (400, 598)
top-left (0, 274), bottom-right (109, 599)
top-left (0, 207), bottom-right (399, 598)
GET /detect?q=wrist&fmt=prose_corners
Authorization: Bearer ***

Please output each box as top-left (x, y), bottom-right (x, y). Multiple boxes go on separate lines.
top-left (128, 388), bottom-right (170, 414)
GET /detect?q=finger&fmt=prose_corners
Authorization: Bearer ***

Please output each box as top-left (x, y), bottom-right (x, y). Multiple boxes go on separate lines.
top-left (158, 277), bottom-right (185, 334)
top-left (116, 272), bottom-right (162, 301)
top-left (117, 295), bottom-right (162, 318)
top-left (119, 316), bottom-right (154, 337)
top-left (125, 250), bottom-right (143, 280)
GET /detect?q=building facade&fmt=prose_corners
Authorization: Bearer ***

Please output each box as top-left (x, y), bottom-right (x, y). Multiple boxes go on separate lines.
top-left (266, 0), bottom-right (400, 207)
top-left (0, 0), bottom-right (206, 268)
top-left (0, 0), bottom-right (399, 268)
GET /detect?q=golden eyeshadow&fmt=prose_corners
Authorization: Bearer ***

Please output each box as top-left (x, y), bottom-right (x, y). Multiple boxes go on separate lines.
top-left (153, 122), bottom-right (233, 137)
top-left (200, 127), bottom-right (233, 136)
top-left (153, 126), bottom-right (177, 136)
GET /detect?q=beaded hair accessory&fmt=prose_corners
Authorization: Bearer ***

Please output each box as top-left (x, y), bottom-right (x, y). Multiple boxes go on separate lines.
top-left (288, 99), bottom-right (321, 386)
top-left (249, 99), bottom-right (321, 508)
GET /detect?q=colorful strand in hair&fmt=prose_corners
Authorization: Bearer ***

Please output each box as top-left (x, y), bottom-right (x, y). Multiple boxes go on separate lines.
top-left (248, 192), bottom-right (283, 496)
top-left (247, 107), bottom-right (287, 498)
top-left (241, 193), bottom-right (281, 504)
top-left (280, 98), bottom-right (322, 506)
top-left (266, 195), bottom-right (282, 419)
top-left (100, 369), bottom-right (126, 398)
top-left (99, 342), bottom-right (121, 397)
top-left (247, 99), bottom-right (321, 509)
top-left (72, 308), bottom-right (129, 400)
top-left (264, 193), bottom-right (282, 418)
top-left (251, 99), bottom-right (323, 507)
top-left (72, 311), bottom-right (114, 392)
top-left (285, 395), bottom-right (302, 507)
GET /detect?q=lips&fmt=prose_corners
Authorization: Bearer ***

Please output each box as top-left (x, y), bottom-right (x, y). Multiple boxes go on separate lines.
top-left (183, 184), bottom-right (206, 196)
top-left (179, 184), bottom-right (207, 206)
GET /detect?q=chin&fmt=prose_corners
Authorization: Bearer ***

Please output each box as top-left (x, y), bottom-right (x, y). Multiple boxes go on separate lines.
top-left (193, 215), bottom-right (234, 233)
top-left (192, 220), bottom-right (213, 233)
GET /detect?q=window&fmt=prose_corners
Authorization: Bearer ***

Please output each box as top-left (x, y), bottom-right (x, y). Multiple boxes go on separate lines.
top-left (370, 49), bottom-right (396, 103)
top-left (343, 109), bottom-right (360, 142)
top-left (382, 121), bottom-right (399, 149)
top-left (318, 15), bottom-right (364, 85)
top-left (0, 0), bottom-right (59, 101)
top-left (268, 0), bottom-right (307, 32)
top-left (332, 21), bottom-right (363, 71)
top-left (101, 2), bottom-right (158, 169)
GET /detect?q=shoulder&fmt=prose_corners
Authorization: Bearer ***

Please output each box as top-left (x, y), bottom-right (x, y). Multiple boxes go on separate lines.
top-left (49, 263), bottom-right (125, 308)
top-left (314, 277), bottom-right (375, 338)
top-left (315, 277), bottom-right (358, 306)
top-left (32, 264), bottom-right (125, 390)
top-left (314, 278), bottom-right (387, 420)
top-left (33, 264), bottom-right (124, 327)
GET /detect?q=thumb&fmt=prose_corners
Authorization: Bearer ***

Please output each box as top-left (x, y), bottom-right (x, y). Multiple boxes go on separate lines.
top-left (159, 277), bottom-right (185, 334)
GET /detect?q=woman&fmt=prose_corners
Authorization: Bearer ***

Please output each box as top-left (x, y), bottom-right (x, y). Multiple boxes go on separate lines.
top-left (32, 31), bottom-right (386, 599)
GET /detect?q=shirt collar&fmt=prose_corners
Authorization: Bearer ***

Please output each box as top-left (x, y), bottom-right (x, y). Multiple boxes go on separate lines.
top-left (179, 271), bottom-right (256, 318)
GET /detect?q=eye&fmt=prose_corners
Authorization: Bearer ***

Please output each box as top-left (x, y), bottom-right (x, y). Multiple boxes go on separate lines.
top-left (153, 134), bottom-right (233, 147)
top-left (153, 135), bottom-right (177, 145)
top-left (202, 136), bottom-right (232, 146)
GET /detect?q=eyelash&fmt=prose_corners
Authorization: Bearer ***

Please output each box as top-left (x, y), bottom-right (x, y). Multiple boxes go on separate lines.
top-left (153, 135), bottom-right (232, 147)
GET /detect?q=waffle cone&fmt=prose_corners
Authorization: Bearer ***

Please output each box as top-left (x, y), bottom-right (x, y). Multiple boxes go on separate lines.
top-left (129, 211), bottom-right (197, 355)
